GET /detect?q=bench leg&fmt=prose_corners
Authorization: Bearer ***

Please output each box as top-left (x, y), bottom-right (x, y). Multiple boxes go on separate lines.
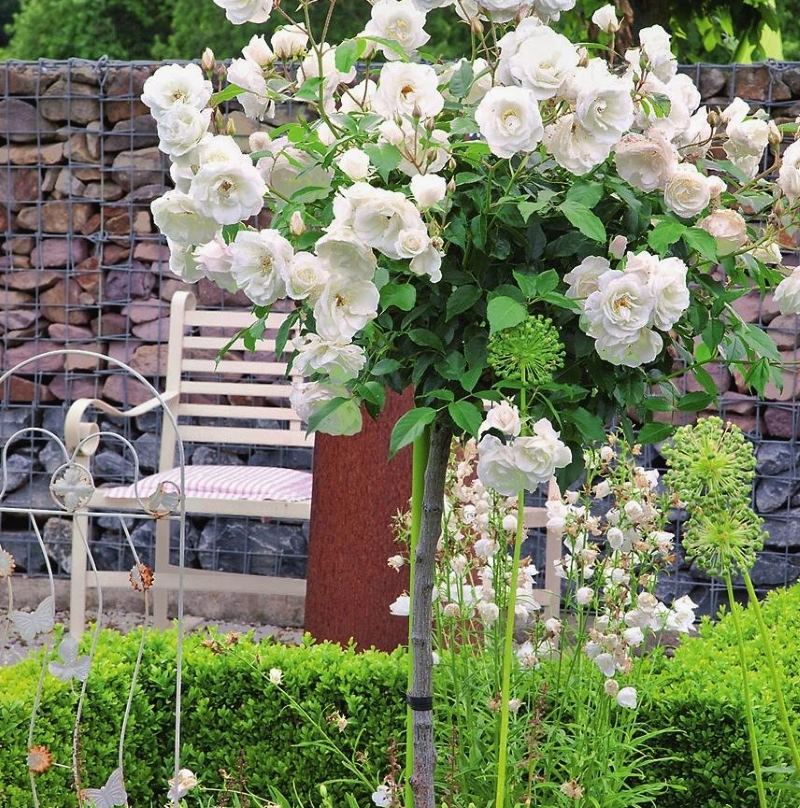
top-left (152, 518), bottom-right (170, 628)
top-left (69, 511), bottom-right (89, 640)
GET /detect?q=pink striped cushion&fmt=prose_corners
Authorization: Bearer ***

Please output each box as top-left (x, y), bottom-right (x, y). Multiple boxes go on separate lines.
top-left (101, 465), bottom-right (312, 503)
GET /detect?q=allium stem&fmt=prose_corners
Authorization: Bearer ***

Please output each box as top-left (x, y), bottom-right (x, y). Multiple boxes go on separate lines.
top-left (724, 572), bottom-right (768, 808)
top-left (496, 378), bottom-right (527, 808)
top-left (410, 419), bottom-right (452, 808)
top-left (743, 571), bottom-right (800, 777)
top-left (405, 428), bottom-right (431, 808)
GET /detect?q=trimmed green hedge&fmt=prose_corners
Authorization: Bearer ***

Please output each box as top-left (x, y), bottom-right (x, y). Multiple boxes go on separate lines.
top-left (640, 584), bottom-right (800, 808)
top-left (0, 630), bottom-right (406, 807)
top-left (3, 586), bottom-right (800, 807)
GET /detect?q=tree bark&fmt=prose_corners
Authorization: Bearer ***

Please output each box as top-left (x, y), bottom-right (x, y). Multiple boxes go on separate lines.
top-left (409, 418), bottom-right (452, 808)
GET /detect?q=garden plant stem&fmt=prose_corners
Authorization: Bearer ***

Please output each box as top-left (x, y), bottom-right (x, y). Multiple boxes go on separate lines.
top-left (410, 419), bottom-right (452, 808)
top-left (406, 428), bottom-right (431, 808)
top-left (495, 378), bottom-right (527, 808)
top-left (724, 572), bottom-right (768, 808)
top-left (743, 571), bottom-right (800, 777)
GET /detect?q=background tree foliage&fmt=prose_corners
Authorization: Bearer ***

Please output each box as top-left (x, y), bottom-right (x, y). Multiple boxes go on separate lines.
top-left (1, 0), bottom-right (799, 62)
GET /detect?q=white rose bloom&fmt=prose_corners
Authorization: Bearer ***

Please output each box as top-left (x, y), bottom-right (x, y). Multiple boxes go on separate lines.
top-left (372, 63), bottom-right (444, 120)
top-left (190, 143), bottom-right (266, 225)
top-left (272, 24), bottom-right (309, 59)
top-left (363, 0), bottom-right (430, 59)
top-left (778, 140), bottom-right (800, 201)
top-left (314, 277), bottom-right (380, 341)
top-left (479, 400), bottom-right (522, 438)
top-left (378, 119), bottom-right (405, 146)
top-left (167, 240), bottom-right (205, 282)
top-left (609, 235), bottom-right (628, 259)
top-left (496, 18), bottom-right (542, 85)
top-left (544, 114), bottom-right (612, 175)
top-left (477, 0), bottom-right (530, 23)
top-left (255, 137), bottom-right (333, 204)
top-left (289, 381), bottom-right (363, 436)
top-left (315, 229), bottom-right (378, 281)
top-left (505, 27), bottom-right (579, 100)
top-left (410, 173), bottom-right (447, 208)
top-left (242, 34), bottom-right (275, 67)
top-left (477, 436), bottom-right (529, 496)
top-left (339, 79), bottom-right (378, 113)
top-left (229, 229), bottom-right (293, 306)
top-left (532, 0), bottom-right (576, 23)
top-left (388, 594), bottom-right (410, 617)
top-left (774, 268), bottom-right (800, 315)
top-left (583, 270), bottom-right (654, 341)
top-left (156, 105), bottom-right (211, 159)
top-left (592, 4), bottom-right (620, 32)
top-left (292, 334), bottom-right (366, 383)
top-left (666, 73), bottom-right (701, 116)
top-left (614, 133), bottom-right (678, 192)
top-left (721, 97), bottom-right (750, 125)
top-left (698, 209), bottom-right (748, 256)
top-left (750, 242), bottom-right (783, 265)
top-left (724, 117), bottom-right (770, 177)
top-left (616, 686), bottom-right (638, 709)
top-left (296, 43), bottom-right (357, 108)
top-left (333, 183), bottom-right (423, 258)
top-left (638, 25), bottom-right (677, 82)
top-left (284, 251), bottom-right (330, 301)
top-left (336, 147), bottom-right (372, 180)
top-left (673, 106), bottom-right (713, 159)
top-left (212, 0), bottom-right (273, 24)
top-left (227, 57), bottom-right (269, 120)
top-left (575, 72), bottom-right (635, 145)
top-left (141, 63), bottom-right (212, 120)
top-left (151, 190), bottom-right (219, 246)
top-left (194, 236), bottom-right (238, 292)
top-left (663, 163), bottom-right (712, 219)
top-left (395, 227), bottom-right (431, 260)
top-left (595, 328), bottom-right (663, 367)
top-left (514, 418), bottom-right (572, 481)
top-left (475, 86), bottom-right (544, 159)
top-left (623, 249), bottom-right (660, 282)
top-left (649, 256), bottom-right (689, 330)
top-left (394, 123), bottom-right (449, 177)
top-left (564, 256), bottom-right (611, 300)
top-left (409, 244), bottom-right (443, 282)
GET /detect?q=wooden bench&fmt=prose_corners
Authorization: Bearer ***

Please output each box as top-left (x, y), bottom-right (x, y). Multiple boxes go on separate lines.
top-left (64, 290), bottom-right (313, 637)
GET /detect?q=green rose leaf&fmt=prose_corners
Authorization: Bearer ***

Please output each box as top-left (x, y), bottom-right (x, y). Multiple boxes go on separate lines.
top-left (446, 285), bottom-right (483, 321)
top-left (380, 282), bottom-right (417, 312)
top-left (448, 60), bottom-right (473, 99)
top-left (683, 227), bottom-right (718, 262)
top-left (487, 295), bottom-right (527, 335)
top-left (648, 217), bottom-right (687, 254)
top-left (559, 200), bottom-right (607, 243)
top-left (638, 422), bottom-right (674, 444)
top-left (363, 143), bottom-right (402, 182)
top-left (335, 38), bottom-right (364, 73)
top-left (389, 407), bottom-right (437, 456)
top-left (569, 407), bottom-right (606, 443)
top-left (448, 400), bottom-right (484, 436)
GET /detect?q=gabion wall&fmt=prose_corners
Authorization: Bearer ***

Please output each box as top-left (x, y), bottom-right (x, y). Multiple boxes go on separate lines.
top-left (0, 59), bottom-right (799, 615)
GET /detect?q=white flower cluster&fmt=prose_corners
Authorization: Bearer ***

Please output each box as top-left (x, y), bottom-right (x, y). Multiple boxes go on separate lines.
top-left (564, 250), bottom-right (689, 367)
top-left (548, 440), bottom-right (697, 709)
top-left (476, 401), bottom-right (572, 495)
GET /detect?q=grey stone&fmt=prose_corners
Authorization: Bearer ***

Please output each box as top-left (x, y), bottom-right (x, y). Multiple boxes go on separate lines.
top-left (39, 440), bottom-right (69, 475)
top-left (739, 554), bottom-right (800, 587)
top-left (756, 443), bottom-right (800, 476)
top-left (250, 447), bottom-right (313, 471)
top-left (782, 66), bottom-right (800, 96)
top-left (191, 445), bottom-right (245, 466)
top-left (40, 80), bottom-right (101, 124)
top-left (197, 519), bottom-right (307, 577)
top-left (104, 263), bottom-right (156, 302)
top-left (0, 531), bottom-right (48, 574)
top-left (0, 98), bottom-right (56, 143)
top-left (104, 115), bottom-right (159, 152)
top-left (698, 67), bottom-right (728, 98)
top-left (763, 512), bottom-right (800, 549)
top-left (2, 454), bottom-right (33, 494)
top-left (756, 476), bottom-right (799, 513)
top-left (43, 517), bottom-right (73, 573)
top-left (1, 476), bottom-right (55, 510)
top-left (132, 433), bottom-right (159, 473)
top-left (93, 450), bottom-right (136, 481)
top-left (0, 409), bottom-right (38, 441)
top-left (111, 147), bottom-right (167, 191)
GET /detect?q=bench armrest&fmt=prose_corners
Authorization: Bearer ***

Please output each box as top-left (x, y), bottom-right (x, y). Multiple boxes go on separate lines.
top-left (64, 392), bottom-right (179, 455)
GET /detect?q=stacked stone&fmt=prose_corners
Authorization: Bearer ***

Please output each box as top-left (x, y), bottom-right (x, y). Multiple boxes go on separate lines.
top-left (0, 60), bottom-right (308, 580)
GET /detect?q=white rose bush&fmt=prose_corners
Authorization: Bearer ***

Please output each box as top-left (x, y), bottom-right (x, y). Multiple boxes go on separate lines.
top-left (142, 0), bottom-right (800, 804)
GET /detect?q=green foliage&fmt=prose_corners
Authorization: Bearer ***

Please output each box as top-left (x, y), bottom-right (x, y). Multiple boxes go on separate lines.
top-left (0, 629), bottom-right (406, 807)
top-left (6, 0), bottom-right (175, 60)
top-left (640, 584), bottom-right (800, 808)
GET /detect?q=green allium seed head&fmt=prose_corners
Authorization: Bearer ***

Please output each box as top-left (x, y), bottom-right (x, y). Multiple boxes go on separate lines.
top-left (682, 504), bottom-right (765, 575)
top-left (487, 315), bottom-right (565, 385)
top-left (662, 416), bottom-right (757, 511)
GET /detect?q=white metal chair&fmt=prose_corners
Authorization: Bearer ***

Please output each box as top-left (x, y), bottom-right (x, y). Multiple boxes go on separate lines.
top-left (64, 290), bottom-right (313, 637)
top-left (524, 479), bottom-right (562, 617)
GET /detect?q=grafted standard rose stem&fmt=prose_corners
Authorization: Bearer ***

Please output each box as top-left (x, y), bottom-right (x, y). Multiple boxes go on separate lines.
top-left (743, 571), bottom-right (800, 777)
top-left (724, 571), bottom-right (767, 808)
top-left (406, 429), bottom-right (431, 808)
top-left (410, 419), bottom-right (452, 808)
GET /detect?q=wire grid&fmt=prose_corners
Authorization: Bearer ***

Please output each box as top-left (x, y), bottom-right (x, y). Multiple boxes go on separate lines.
top-left (0, 58), bottom-right (309, 583)
top-left (0, 59), bottom-right (799, 614)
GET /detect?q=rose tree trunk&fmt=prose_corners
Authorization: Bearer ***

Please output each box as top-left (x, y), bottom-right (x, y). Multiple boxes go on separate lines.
top-left (409, 419), bottom-right (452, 808)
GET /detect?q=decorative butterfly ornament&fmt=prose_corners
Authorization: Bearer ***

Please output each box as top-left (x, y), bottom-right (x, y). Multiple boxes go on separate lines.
top-left (80, 767), bottom-right (128, 807)
top-left (11, 595), bottom-right (55, 643)
top-left (49, 635), bottom-right (91, 682)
